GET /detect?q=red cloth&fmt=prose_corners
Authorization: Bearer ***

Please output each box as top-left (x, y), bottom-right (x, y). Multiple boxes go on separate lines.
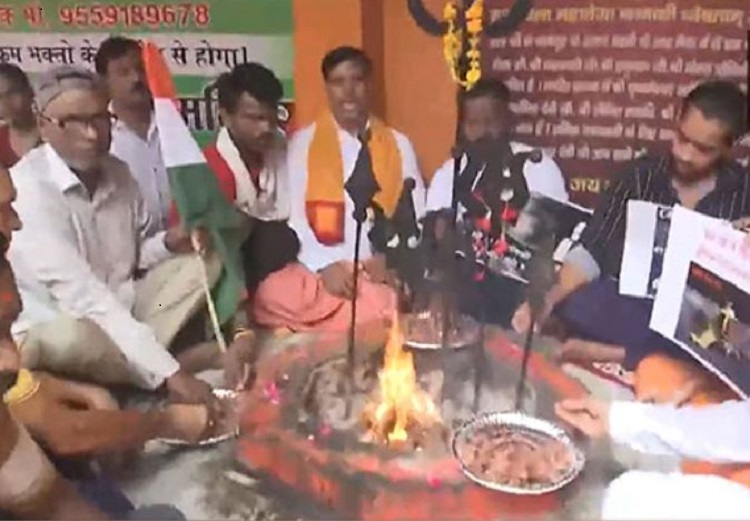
top-left (252, 263), bottom-right (396, 332)
top-left (0, 126), bottom-right (19, 169)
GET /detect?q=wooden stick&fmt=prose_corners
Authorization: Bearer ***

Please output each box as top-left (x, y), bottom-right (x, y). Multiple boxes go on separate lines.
top-left (192, 234), bottom-right (227, 353)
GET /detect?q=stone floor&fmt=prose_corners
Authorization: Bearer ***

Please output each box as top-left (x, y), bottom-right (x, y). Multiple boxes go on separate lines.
top-left (118, 338), bottom-right (677, 520)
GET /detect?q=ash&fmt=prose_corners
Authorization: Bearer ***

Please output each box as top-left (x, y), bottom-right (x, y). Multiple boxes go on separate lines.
top-left (299, 346), bottom-right (537, 455)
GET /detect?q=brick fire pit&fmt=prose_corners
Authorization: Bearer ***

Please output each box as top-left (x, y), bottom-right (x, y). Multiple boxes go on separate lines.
top-left (237, 324), bottom-right (586, 521)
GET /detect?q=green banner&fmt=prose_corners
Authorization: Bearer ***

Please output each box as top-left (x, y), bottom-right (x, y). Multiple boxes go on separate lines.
top-left (0, 0), bottom-right (295, 146)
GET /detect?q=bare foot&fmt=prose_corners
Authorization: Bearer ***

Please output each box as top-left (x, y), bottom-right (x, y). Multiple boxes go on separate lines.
top-left (556, 338), bottom-right (626, 365)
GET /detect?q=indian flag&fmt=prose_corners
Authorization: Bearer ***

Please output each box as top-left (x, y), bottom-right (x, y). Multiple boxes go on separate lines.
top-left (141, 40), bottom-right (244, 326)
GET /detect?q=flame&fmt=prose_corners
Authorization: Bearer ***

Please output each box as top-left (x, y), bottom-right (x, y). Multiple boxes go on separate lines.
top-left (364, 313), bottom-right (441, 444)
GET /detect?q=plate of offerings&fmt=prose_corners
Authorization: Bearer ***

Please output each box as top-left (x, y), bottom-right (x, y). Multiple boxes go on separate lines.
top-left (452, 411), bottom-right (585, 495)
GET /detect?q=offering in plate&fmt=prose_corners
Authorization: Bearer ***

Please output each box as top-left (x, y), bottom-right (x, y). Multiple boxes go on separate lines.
top-left (457, 424), bottom-right (573, 488)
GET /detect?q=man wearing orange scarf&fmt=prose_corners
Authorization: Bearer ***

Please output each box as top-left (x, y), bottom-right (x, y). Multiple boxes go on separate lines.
top-left (253, 46), bottom-right (426, 332)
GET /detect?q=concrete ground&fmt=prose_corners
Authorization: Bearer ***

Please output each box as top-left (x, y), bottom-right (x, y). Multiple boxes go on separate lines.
top-left (118, 339), bottom-right (678, 520)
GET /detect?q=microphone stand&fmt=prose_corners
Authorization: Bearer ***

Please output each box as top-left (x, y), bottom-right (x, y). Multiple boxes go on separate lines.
top-left (345, 218), bottom-right (364, 418)
top-left (344, 130), bottom-right (379, 419)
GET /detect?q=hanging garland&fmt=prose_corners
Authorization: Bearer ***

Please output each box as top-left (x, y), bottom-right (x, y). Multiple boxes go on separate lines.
top-left (442, 0), bottom-right (483, 90)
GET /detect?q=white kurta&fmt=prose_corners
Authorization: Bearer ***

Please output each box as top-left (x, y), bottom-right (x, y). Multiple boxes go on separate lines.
top-left (603, 400), bottom-right (750, 520)
top-left (425, 141), bottom-right (569, 215)
top-left (110, 115), bottom-right (171, 234)
top-left (286, 122), bottom-right (426, 272)
top-left (9, 144), bottom-right (179, 388)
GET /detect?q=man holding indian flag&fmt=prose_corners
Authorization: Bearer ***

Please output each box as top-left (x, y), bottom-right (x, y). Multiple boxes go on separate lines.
top-left (7, 42), bottom-right (242, 412)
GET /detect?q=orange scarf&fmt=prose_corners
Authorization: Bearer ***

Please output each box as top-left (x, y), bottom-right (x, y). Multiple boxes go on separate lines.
top-left (306, 113), bottom-right (403, 245)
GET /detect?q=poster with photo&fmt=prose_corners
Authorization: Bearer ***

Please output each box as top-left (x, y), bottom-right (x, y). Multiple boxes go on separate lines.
top-left (651, 207), bottom-right (750, 397)
top-left (620, 201), bottom-right (673, 298)
top-left (488, 193), bottom-right (593, 283)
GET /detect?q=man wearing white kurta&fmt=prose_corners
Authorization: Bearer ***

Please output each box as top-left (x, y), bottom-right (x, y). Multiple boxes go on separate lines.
top-left (9, 66), bottom-right (220, 408)
top-left (96, 35), bottom-right (172, 235)
top-left (424, 78), bottom-right (568, 326)
top-left (252, 46), bottom-right (425, 332)
top-left (556, 396), bottom-right (750, 520)
top-left (425, 78), bottom-right (568, 216)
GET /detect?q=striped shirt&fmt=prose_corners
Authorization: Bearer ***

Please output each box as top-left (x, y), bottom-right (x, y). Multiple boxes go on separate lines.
top-left (581, 154), bottom-right (750, 279)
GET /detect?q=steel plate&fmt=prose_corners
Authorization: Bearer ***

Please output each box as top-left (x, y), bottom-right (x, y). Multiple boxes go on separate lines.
top-left (402, 312), bottom-right (481, 350)
top-left (451, 411), bottom-right (585, 495)
top-left (157, 389), bottom-right (239, 447)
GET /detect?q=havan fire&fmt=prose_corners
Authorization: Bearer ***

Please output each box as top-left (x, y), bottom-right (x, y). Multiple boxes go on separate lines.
top-left (361, 315), bottom-right (442, 445)
top-left (300, 313), bottom-right (538, 455)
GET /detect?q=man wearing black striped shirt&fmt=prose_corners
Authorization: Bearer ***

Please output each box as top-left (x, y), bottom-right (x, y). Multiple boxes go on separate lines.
top-left (512, 80), bottom-right (749, 372)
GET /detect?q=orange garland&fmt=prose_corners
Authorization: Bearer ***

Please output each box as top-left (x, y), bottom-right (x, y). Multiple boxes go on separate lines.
top-left (442, 0), bottom-right (483, 90)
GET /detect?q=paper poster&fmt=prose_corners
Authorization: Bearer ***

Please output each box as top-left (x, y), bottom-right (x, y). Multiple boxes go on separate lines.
top-left (651, 206), bottom-right (750, 398)
top-left (488, 193), bottom-right (593, 282)
top-left (620, 201), bottom-right (673, 298)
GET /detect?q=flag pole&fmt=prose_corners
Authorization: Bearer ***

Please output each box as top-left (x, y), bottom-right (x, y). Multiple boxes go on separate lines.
top-left (192, 234), bottom-right (227, 353)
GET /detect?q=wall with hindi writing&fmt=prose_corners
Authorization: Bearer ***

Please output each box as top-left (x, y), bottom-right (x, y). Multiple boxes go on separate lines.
top-left (484, 0), bottom-right (750, 207)
top-left (382, 0), bottom-right (457, 184)
top-left (0, 0), bottom-right (295, 147)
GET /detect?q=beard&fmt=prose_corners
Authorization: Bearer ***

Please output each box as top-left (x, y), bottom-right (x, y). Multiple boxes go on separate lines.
top-left (670, 154), bottom-right (722, 185)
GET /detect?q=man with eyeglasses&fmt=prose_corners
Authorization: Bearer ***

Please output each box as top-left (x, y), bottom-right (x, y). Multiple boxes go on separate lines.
top-left (7, 65), bottom-right (223, 412)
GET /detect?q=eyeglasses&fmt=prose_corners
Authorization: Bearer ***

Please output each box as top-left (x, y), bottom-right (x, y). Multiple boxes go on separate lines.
top-left (40, 112), bottom-right (117, 133)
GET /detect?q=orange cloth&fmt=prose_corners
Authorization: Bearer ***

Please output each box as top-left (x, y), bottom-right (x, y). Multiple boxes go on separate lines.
top-left (634, 353), bottom-right (750, 487)
top-left (306, 113), bottom-right (403, 245)
top-left (252, 262), bottom-right (396, 332)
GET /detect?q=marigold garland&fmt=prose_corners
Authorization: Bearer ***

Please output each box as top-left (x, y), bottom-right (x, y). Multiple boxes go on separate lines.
top-left (442, 0), bottom-right (483, 90)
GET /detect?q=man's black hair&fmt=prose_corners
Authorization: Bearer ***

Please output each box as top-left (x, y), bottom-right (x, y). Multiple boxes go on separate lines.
top-left (215, 62), bottom-right (283, 112)
top-left (682, 80), bottom-right (747, 144)
top-left (321, 46), bottom-right (372, 81)
top-left (0, 63), bottom-right (32, 95)
top-left (459, 78), bottom-right (511, 109)
top-left (94, 36), bottom-right (141, 75)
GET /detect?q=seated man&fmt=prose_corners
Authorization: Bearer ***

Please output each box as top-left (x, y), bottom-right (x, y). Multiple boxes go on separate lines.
top-left (425, 78), bottom-right (569, 326)
top-left (0, 169), bottom-right (200, 519)
top-left (98, 36), bottom-right (171, 235)
top-left (0, 64), bottom-right (40, 168)
top-left (513, 80), bottom-right (750, 371)
top-left (172, 62), bottom-right (294, 388)
top-left (193, 63), bottom-right (294, 305)
top-left (0, 242), bottom-right (199, 521)
top-left (515, 79), bottom-right (750, 493)
top-left (253, 46), bottom-right (426, 332)
top-left (556, 394), bottom-right (750, 520)
top-left (8, 65), bottom-right (220, 408)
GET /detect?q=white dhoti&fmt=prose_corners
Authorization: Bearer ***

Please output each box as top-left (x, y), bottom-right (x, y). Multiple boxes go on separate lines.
top-left (602, 470), bottom-right (750, 520)
top-left (17, 254), bottom-right (222, 388)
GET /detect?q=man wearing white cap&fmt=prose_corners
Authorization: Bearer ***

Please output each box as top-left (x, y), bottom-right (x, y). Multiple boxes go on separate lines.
top-left (7, 65), bottom-right (221, 410)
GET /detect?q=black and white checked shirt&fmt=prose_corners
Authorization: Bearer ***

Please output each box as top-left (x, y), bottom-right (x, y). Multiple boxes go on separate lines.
top-left (580, 154), bottom-right (750, 279)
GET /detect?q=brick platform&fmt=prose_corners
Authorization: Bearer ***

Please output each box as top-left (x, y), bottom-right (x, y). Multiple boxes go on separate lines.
top-left (237, 326), bottom-right (586, 520)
